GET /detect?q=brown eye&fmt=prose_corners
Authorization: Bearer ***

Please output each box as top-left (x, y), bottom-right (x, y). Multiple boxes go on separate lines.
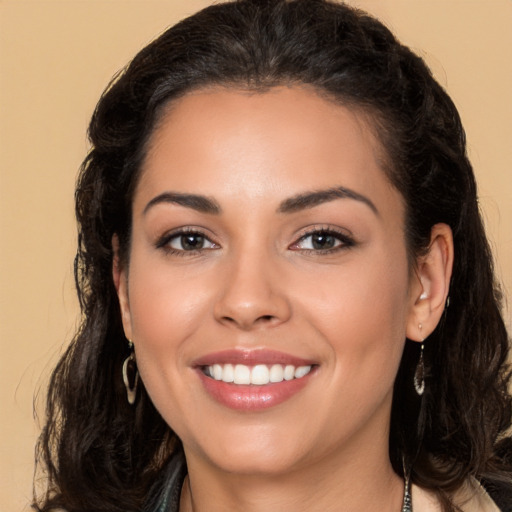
top-left (178, 233), bottom-right (205, 250)
top-left (290, 228), bottom-right (355, 253)
top-left (310, 232), bottom-right (337, 250)
top-left (164, 231), bottom-right (217, 252)
top-left (295, 231), bottom-right (342, 251)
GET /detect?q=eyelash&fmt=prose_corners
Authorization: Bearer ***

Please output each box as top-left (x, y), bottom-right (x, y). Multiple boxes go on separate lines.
top-left (155, 226), bottom-right (355, 257)
top-left (155, 228), bottom-right (219, 257)
top-left (289, 226), bottom-right (355, 254)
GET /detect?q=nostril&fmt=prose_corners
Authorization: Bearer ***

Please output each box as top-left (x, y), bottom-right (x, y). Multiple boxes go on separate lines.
top-left (220, 313), bottom-right (278, 329)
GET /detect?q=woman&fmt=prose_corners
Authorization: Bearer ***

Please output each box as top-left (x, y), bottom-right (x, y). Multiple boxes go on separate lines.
top-left (34, 1), bottom-right (512, 511)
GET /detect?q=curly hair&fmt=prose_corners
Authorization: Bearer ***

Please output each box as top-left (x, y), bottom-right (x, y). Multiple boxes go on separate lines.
top-left (34, 1), bottom-right (511, 511)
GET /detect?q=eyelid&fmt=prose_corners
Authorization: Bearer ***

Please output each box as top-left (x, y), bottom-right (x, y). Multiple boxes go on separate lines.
top-left (289, 225), bottom-right (356, 252)
top-left (155, 226), bottom-right (220, 253)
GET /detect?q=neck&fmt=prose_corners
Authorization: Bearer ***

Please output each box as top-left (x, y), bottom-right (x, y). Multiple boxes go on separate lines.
top-left (179, 440), bottom-right (404, 512)
top-left (179, 390), bottom-right (404, 512)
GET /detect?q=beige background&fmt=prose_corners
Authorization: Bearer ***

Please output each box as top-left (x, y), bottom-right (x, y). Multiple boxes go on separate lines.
top-left (1, 1), bottom-right (511, 510)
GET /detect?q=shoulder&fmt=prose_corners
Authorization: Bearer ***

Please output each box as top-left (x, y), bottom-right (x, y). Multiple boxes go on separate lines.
top-left (412, 478), bottom-right (506, 512)
top-left (480, 479), bottom-right (512, 512)
top-left (452, 479), bottom-right (503, 512)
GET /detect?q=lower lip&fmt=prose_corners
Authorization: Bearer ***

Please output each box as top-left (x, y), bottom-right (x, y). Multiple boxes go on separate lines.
top-left (197, 369), bottom-right (315, 411)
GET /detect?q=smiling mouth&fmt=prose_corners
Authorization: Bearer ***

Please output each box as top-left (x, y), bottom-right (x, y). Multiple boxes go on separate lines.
top-left (196, 351), bottom-right (317, 410)
top-left (203, 363), bottom-right (313, 385)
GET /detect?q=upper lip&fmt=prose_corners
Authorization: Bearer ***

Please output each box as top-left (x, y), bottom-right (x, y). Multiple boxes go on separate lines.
top-left (192, 349), bottom-right (317, 367)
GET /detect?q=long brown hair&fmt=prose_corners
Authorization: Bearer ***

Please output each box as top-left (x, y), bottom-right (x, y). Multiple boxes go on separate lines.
top-left (34, 1), bottom-right (511, 511)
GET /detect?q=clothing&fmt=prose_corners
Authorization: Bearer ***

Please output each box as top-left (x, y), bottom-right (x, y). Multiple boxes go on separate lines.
top-left (144, 449), bottom-right (509, 512)
top-left (143, 449), bottom-right (186, 512)
top-left (412, 480), bottom-right (504, 512)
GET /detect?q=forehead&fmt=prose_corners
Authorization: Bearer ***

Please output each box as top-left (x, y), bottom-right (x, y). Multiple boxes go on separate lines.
top-left (135, 86), bottom-right (401, 216)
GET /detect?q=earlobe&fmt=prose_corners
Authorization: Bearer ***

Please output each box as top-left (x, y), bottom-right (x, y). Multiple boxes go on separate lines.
top-left (112, 235), bottom-right (133, 340)
top-left (406, 223), bottom-right (454, 342)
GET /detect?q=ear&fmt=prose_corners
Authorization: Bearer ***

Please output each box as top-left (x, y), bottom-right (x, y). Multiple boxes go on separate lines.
top-left (112, 235), bottom-right (133, 341)
top-left (406, 223), bottom-right (454, 342)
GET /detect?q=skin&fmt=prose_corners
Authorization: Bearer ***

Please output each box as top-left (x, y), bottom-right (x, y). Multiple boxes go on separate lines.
top-left (114, 86), bottom-right (453, 512)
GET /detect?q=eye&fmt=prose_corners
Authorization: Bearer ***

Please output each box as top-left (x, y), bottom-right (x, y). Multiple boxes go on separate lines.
top-left (298, 231), bottom-right (340, 250)
top-left (157, 230), bottom-right (218, 254)
top-left (290, 228), bottom-right (354, 253)
top-left (170, 233), bottom-right (213, 251)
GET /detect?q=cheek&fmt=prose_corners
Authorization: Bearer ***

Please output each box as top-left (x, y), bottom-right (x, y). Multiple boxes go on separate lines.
top-left (128, 249), bottom-right (210, 338)
top-left (125, 252), bottom-right (213, 395)
top-left (296, 247), bottom-right (411, 382)
top-left (126, 263), bottom-right (214, 435)
top-left (298, 250), bottom-right (409, 334)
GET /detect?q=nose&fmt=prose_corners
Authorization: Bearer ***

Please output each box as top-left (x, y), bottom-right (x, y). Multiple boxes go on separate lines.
top-left (213, 250), bottom-right (292, 331)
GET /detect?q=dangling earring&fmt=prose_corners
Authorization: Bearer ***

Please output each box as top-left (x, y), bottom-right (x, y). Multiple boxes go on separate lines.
top-left (414, 324), bottom-right (425, 396)
top-left (122, 340), bottom-right (139, 405)
top-left (401, 456), bottom-right (413, 512)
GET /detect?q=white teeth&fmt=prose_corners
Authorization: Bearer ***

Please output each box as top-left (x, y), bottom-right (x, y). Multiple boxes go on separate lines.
top-left (295, 366), bottom-right (311, 378)
top-left (269, 364), bottom-right (284, 382)
top-left (213, 364), bottom-right (222, 380)
top-left (284, 365), bottom-right (295, 381)
top-left (205, 363), bottom-right (312, 385)
top-left (222, 363), bottom-right (234, 382)
top-left (251, 364), bottom-right (270, 385)
top-left (233, 364), bottom-right (251, 384)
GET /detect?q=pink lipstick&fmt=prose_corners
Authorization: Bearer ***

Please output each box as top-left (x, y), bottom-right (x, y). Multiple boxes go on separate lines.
top-left (193, 349), bottom-right (317, 410)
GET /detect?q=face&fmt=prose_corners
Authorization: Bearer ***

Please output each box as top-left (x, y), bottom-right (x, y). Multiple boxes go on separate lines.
top-left (117, 87), bottom-right (422, 478)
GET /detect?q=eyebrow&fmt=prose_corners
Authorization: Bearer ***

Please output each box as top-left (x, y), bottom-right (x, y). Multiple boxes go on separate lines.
top-left (143, 186), bottom-right (378, 217)
top-left (277, 186), bottom-right (379, 215)
top-left (143, 192), bottom-right (221, 215)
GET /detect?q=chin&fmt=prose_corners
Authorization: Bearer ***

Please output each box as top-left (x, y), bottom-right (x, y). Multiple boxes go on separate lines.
top-left (183, 422), bottom-right (316, 476)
